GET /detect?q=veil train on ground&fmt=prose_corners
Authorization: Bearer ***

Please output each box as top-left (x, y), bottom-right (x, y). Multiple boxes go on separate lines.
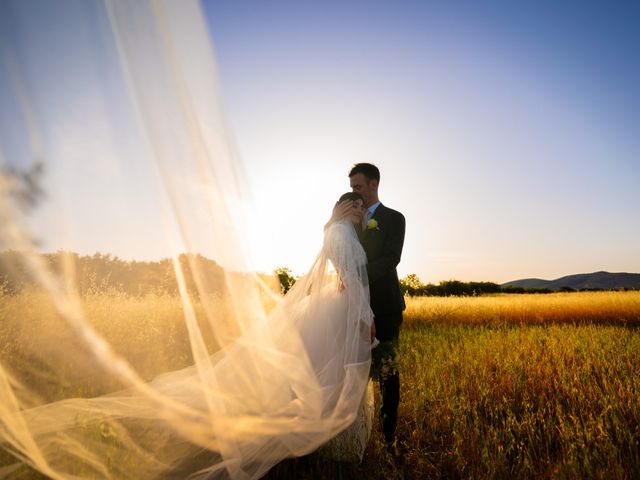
top-left (0, 1), bottom-right (373, 478)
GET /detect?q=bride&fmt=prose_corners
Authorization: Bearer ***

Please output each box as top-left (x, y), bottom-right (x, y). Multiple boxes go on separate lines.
top-left (0, 192), bottom-right (375, 479)
top-left (0, 2), bottom-right (376, 478)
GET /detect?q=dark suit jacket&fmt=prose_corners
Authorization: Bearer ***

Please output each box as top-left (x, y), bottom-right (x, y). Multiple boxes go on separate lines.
top-left (359, 203), bottom-right (406, 327)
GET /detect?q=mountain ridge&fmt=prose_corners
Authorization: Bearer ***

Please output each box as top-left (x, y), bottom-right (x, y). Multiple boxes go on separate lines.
top-left (502, 271), bottom-right (640, 290)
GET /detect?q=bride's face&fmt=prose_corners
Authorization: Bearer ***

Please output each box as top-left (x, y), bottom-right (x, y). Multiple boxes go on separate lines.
top-left (349, 199), bottom-right (365, 225)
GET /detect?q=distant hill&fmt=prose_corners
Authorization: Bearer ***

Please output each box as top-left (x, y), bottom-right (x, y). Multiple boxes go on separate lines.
top-left (502, 271), bottom-right (640, 291)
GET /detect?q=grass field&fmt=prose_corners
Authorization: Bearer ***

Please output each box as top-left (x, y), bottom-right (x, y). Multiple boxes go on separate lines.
top-left (1, 291), bottom-right (639, 478)
top-left (272, 292), bottom-right (640, 479)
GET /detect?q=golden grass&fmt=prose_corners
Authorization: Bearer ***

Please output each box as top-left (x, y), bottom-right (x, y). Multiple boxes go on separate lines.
top-left (271, 292), bottom-right (640, 479)
top-left (395, 323), bottom-right (640, 478)
top-left (0, 290), bottom-right (214, 401)
top-left (1, 290), bottom-right (639, 478)
top-left (404, 291), bottom-right (640, 326)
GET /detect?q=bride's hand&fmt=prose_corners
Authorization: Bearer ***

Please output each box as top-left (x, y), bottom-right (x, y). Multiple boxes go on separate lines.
top-left (324, 199), bottom-right (353, 231)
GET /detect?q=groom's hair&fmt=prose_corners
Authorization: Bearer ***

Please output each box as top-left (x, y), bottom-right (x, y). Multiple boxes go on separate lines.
top-left (349, 163), bottom-right (380, 183)
top-left (338, 192), bottom-right (364, 203)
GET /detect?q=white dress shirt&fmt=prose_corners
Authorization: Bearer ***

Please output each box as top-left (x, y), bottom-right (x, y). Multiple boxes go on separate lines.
top-left (366, 201), bottom-right (381, 220)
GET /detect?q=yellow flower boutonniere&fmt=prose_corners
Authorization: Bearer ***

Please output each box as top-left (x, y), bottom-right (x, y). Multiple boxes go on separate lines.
top-left (367, 218), bottom-right (379, 230)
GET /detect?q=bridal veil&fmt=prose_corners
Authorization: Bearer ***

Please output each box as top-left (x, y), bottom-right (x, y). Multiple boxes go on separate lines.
top-left (0, 1), bottom-right (372, 478)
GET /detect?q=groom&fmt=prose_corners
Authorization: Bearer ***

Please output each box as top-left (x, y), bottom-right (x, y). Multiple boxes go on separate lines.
top-left (337, 163), bottom-right (406, 453)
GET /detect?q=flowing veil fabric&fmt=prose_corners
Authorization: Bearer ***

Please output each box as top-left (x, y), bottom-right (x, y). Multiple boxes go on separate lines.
top-left (0, 1), bottom-right (373, 479)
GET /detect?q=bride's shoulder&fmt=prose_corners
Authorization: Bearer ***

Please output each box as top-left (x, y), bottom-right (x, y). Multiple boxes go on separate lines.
top-left (323, 222), bottom-right (356, 251)
top-left (325, 220), bottom-right (355, 239)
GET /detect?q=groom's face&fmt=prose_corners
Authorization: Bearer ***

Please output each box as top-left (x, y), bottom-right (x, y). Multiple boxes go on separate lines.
top-left (350, 173), bottom-right (377, 207)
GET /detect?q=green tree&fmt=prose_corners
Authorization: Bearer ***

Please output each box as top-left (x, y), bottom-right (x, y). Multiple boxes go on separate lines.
top-left (400, 273), bottom-right (424, 296)
top-left (274, 266), bottom-right (296, 294)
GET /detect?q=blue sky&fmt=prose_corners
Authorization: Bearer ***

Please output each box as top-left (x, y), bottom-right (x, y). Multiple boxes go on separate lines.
top-left (200, 0), bottom-right (640, 282)
top-left (0, 1), bottom-right (638, 283)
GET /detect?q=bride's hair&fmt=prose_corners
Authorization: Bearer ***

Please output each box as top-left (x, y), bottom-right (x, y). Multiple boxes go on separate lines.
top-left (338, 192), bottom-right (364, 203)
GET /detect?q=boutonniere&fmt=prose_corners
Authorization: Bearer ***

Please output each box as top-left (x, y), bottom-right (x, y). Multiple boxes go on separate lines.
top-left (367, 219), bottom-right (379, 230)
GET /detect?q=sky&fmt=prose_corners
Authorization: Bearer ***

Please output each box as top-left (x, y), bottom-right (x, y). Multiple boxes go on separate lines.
top-left (201, 0), bottom-right (640, 282)
top-left (0, 1), bottom-right (638, 284)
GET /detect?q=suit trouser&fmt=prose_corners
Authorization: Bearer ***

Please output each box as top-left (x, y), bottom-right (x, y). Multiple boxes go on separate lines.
top-left (371, 312), bottom-right (402, 443)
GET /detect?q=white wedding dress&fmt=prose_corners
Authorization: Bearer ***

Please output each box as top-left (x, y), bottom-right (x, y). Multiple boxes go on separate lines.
top-left (299, 221), bottom-right (375, 463)
top-left (0, 2), bottom-right (375, 478)
top-left (0, 222), bottom-right (374, 479)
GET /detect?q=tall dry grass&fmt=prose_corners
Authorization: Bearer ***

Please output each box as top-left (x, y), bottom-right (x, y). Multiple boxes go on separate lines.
top-left (404, 291), bottom-right (640, 326)
top-left (1, 290), bottom-right (639, 478)
top-left (0, 290), bottom-right (216, 401)
top-left (396, 323), bottom-right (640, 478)
top-left (271, 292), bottom-right (640, 479)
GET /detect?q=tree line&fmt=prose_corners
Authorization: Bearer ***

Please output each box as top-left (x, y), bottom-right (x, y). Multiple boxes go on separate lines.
top-left (271, 270), bottom-right (635, 297)
top-left (271, 270), bottom-right (550, 296)
top-left (398, 273), bottom-right (633, 296)
top-left (1, 251), bottom-right (628, 298)
top-left (0, 250), bottom-right (229, 297)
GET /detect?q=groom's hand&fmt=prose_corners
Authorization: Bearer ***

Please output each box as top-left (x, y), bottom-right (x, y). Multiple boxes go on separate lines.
top-left (370, 323), bottom-right (376, 343)
top-left (324, 200), bottom-right (353, 231)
